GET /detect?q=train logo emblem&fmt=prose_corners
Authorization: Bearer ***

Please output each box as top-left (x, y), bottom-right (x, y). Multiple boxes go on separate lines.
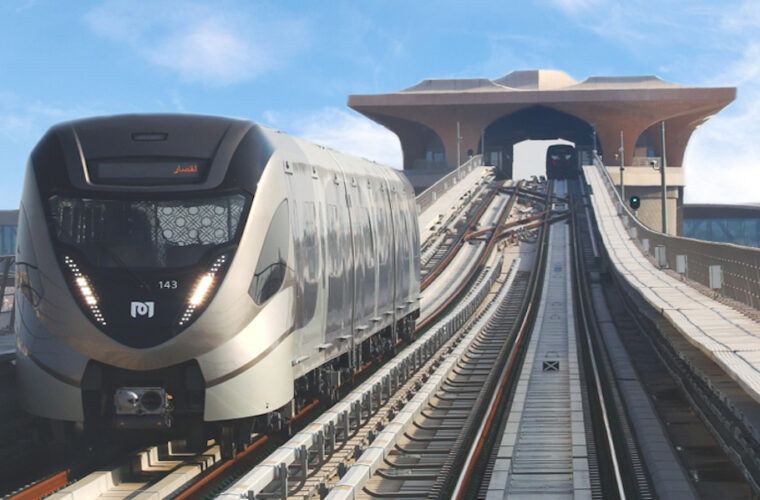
top-left (130, 301), bottom-right (155, 318)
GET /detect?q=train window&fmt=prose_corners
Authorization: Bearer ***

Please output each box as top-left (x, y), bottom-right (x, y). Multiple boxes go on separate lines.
top-left (250, 200), bottom-right (289, 305)
top-left (48, 193), bottom-right (248, 268)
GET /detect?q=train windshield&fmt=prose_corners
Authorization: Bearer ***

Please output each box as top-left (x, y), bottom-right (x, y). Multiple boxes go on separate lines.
top-left (48, 193), bottom-right (248, 269)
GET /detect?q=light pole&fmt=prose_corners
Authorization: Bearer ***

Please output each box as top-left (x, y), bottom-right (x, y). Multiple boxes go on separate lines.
top-left (618, 130), bottom-right (625, 200)
top-left (660, 121), bottom-right (668, 234)
top-left (481, 127), bottom-right (485, 165)
top-left (591, 122), bottom-right (597, 154)
top-left (456, 121), bottom-right (462, 168)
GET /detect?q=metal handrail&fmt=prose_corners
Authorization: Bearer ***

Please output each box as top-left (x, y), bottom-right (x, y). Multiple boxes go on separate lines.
top-left (416, 155), bottom-right (484, 213)
top-left (589, 154), bottom-right (760, 310)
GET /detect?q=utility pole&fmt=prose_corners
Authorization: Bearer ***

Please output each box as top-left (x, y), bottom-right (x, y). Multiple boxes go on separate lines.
top-left (456, 121), bottom-right (462, 168)
top-left (660, 121), bottom-right (668, 234)
top-left (619, 130), bottom-right (625, 200)
top-left (481, 128), bottom-right (485, 165)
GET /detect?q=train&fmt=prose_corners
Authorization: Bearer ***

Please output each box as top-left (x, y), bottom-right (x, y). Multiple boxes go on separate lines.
top-left (545, 144), bottom-right (578, 179)
top-left (15, 114), bottom-right (421, 457)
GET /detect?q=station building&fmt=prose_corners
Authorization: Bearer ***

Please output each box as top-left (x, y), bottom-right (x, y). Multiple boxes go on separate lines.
top-left (0, 211), bottom-right (17, 257)
top-left (349, 70), bottom-right (736, 235)
top-left (683, 204), bottom-right (760, 248)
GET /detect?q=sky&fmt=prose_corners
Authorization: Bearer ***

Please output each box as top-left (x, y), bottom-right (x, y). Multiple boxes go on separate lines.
top-left (1, 0), bottom-right (759, 208)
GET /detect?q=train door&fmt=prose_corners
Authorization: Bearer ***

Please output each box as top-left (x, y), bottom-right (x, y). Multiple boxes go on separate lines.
top-left (347, 175), bottom-right (368, 334)
top-left (374, 179), bottom-right (392, 320)
top-left (360, 176), bottom-right (377, 326)
top-left (285, 162), bottom-right (321, 339)
top-left (380, 176), bottom-right (398, 338)
top-left (324, 165), bottom-right (348, 344)
top-left (391, 184), bottom-right (410, 308)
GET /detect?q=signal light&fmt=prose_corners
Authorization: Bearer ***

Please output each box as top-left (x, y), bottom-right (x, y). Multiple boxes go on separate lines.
top-left (629, 196), bottom-right (640, 210)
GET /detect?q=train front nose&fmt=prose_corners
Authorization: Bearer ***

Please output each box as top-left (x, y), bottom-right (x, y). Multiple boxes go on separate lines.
top-left (49, 195), bottom-right (247, 348)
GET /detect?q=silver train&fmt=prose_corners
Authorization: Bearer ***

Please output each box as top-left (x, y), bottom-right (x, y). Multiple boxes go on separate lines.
top-left (15, 114), bottom-right (420, 455)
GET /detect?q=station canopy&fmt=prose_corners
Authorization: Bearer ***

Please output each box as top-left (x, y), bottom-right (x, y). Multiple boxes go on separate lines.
top-left (348, 70), bottom-right (735, 172)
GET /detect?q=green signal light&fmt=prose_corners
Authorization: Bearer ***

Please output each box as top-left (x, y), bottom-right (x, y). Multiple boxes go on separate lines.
top-left (629, 196), bottom-right (640, 210)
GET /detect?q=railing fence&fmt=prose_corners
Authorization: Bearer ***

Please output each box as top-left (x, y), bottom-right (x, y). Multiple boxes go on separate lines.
top-left (590, 155), bottom-right (760, 310)
top-left (416, 155), bottom-right (484, 214)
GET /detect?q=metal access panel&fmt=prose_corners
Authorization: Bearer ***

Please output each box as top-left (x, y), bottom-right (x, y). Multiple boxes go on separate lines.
top-left (676, 255), bottom-right (687, 275)
top-left (709, 265), bottom-right (723, 290)
top-left (654, 245), bottom-right (667, 268)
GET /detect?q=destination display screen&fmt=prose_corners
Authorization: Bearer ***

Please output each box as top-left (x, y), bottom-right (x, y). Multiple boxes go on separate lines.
top-left (91, 159), bottom-right (208, 185)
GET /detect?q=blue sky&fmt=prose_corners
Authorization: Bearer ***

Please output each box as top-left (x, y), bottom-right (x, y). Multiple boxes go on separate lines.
top-left (1, 0), bottom-right (758, 207)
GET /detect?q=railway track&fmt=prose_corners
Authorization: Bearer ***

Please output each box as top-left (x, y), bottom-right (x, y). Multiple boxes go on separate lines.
top-left (307, 182), bottom-right (553, 500)
top-left (5, 173), bottom-right (530, 500)
top-left (349, 266), bottom-right (531, 499)
top-left (571, 180), bottom-right (758, 497)
top-left (215, 181), bottom-right (535, 499)
top-left (420, 177), bottom-right (499, 284)
top-left (328, 179), bottom-right (634, 500)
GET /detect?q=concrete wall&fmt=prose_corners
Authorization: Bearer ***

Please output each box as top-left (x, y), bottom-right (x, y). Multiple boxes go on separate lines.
top-left (605, 167), bottom-right (682, 235)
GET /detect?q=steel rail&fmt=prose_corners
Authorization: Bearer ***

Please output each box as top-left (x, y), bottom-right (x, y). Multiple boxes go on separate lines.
top-left (7, 178), bottom-right (508, 500)
top-left (219, 180), bottom-right (522, 499)
top-left (569, 187), bottom-right (627, 499)
top-left (339, 258), bottom-right (524, 500)
top-left (420, 181), bottom-right (507, 291)
top-left (6, 470), bottom-right (69, 500)
top-left (416, 183), bottom-right (519, 332)
top-left (220, 259), bottom-right (505, 499)
top-left (450, 182), bottom-right (553, 499)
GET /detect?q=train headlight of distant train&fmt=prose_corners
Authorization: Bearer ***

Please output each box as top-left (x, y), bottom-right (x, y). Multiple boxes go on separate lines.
top-left (178, 253), bottom-right (229, 326)
top-left (63, 255), bottom-right (107, 325)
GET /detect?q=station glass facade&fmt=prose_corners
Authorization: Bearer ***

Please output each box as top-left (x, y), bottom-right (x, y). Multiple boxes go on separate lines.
top-left (0, 225), bottom-right (15, 256)
top-left (0, 211), bottom-right (18, 256)
top-left (683, 218), bottom-right (760, 248)
top-left (683, 205), bottom-right (760, 248)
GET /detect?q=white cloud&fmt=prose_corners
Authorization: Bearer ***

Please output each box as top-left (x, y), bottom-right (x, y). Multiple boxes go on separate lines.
top-left (684, 41), bottom-right (760, 204)
top-left (547, 0), bottom-right (760, 204)
top-left (84, 0), bottom-right (307, 86)
top-left (265, 107), bottom-right (402, 169)
top-left (681, 4), bottom-right (760, 204)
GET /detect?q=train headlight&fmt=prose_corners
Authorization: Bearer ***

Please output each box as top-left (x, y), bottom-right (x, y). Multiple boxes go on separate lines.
top-left (63, 255), bottom-right (107, 326)
top-left (189, 275), bottom-right (214, 306)
top-left (178, 253), bottom-right (229, 326)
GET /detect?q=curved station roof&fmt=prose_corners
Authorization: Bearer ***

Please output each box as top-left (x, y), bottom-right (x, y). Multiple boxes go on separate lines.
top-left (349, 70), bottom-right (735, 170)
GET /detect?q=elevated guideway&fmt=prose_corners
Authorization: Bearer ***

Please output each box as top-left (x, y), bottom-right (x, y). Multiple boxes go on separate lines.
top-left (416, 155), bottom-right (491, 243)
top-left (484, 185), bottom-right (591, 499)
top-left (584, 159), bottom-right (760, 432)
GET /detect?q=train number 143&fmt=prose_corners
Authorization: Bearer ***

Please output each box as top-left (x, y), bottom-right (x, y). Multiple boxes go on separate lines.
top-left (158, 280), bottom-right (178, 289)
